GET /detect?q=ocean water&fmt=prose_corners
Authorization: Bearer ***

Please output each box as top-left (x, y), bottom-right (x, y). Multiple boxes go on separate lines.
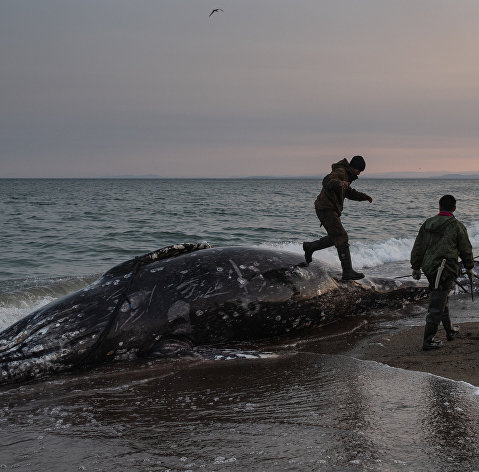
top-left (1, 178), bottom-right (479, 471)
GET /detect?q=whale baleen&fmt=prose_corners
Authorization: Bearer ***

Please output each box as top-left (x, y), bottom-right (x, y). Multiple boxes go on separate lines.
top-left (0, 243), bottom-right (428, 384)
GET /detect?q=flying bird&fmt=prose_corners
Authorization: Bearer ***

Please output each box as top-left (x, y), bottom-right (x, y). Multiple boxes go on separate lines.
top-left (209, 8), bottom-right (224, 17)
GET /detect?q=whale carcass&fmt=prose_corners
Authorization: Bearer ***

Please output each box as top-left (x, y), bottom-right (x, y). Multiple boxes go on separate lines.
top-left (0, 243), bottom-right (428, 384)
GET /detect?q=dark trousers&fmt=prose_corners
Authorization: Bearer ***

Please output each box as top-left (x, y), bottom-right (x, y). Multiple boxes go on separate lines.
top-left (423, 275), bottom-right (455, 342)
top-left (315, 209), bottom-right (349, 248)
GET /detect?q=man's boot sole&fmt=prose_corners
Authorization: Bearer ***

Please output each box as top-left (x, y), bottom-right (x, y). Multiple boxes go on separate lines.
top-left (422, 343), bottom-right (442, 351)
top-left (342, 274), bottom-right (365, 281)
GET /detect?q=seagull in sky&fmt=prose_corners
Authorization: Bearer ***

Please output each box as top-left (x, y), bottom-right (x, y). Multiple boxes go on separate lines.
top-left (209, 8), bottom-right (224, 17)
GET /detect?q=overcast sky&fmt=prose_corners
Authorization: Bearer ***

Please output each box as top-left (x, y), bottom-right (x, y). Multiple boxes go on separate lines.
top-left (2, 0), bottom-right (479, 177)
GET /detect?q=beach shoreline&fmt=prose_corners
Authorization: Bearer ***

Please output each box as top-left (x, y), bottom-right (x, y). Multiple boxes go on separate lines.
top-left (345, 321), bottom-right (479, 387)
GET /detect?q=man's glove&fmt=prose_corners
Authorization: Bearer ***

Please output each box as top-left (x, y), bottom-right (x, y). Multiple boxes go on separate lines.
top-left (466, 268), bottom-right (474, 279)
top-left (412, 269), bottom-right (421, 280)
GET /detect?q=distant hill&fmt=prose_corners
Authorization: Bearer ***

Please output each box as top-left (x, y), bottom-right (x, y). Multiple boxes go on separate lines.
top-left (105, 174), bottom-right (164, 179)
top-left (86, 172), bottom-right (479, 180)
top-left (365, 172), bottom-right (479, 179)
top-left (433, 173), bottom-right (479, 179)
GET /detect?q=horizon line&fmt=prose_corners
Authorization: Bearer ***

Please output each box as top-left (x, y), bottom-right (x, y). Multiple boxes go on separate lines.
top-left (2, 172), bottom-right (479, 180)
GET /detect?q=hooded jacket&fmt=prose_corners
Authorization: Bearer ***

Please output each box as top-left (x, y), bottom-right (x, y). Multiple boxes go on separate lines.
top-left (315, 159), bottom-right (370, 216)
top-left (410, 213), bottom-right (474, 279)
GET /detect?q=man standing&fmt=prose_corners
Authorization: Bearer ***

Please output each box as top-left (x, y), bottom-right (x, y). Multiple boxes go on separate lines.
top-left (302, 155), bottom-right (373, 280)
top-left (410, 194), bottom-right (474, 350)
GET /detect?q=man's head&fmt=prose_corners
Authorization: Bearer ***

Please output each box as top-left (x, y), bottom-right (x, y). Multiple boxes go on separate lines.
top-left (439, 194), bottom-right (456, 212)
top-left (349, 155), bottom-right (366, 174)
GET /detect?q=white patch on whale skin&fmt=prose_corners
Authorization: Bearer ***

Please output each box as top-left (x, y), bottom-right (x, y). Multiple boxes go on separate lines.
top-left (177, 278), bottom-right (200, 299)
top-left (167, 300), bottom-right (191, 323)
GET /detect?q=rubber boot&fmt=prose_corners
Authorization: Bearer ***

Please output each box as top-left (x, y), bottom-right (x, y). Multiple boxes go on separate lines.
top-left (302, 236), bottom-right (334, 265)
top-left (337, 243), bottom-right (364, 280)
top-left (423, 292), bottom-right (443, 350)
top-left (441, 299), bottom-right (459, 340)
top-left (446, 326), bottom-right (460, 341)
top-left (423, 322), bottom-right (442, 350)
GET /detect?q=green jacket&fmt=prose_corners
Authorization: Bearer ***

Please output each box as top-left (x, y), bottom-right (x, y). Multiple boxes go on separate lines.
top-left (315, 159), bottom-right (371, 216)
top-left (410, 213), bottom-right (474, 279)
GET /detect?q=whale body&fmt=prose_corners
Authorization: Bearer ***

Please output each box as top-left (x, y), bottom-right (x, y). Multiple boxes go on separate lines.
top-left (0, 244), bottom-right (428, 384)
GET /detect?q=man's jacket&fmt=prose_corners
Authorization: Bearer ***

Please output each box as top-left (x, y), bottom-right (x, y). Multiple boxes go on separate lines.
top-left (315, 159), bottom-right (370, 216)
top-left (411, 213), bottom-right (474, 278)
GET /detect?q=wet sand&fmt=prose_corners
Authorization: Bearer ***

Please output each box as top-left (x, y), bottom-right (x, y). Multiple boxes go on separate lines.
top-left (349, 321), bottom-right (479, 387)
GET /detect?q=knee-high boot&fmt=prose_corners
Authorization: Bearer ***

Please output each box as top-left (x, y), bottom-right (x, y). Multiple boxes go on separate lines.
top-left (441, 298), bottom-right (459, 340)
top-left (422, 290), bottom-right (446, 350)
top-left (302, 236), bottom-right (334, 264)
top-left (337, 243), bottom-right (364, 280)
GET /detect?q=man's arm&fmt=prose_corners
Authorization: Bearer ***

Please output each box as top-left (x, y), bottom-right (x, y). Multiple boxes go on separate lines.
top-left (345, 187), bottom-right (372, 203)
top-left (457, 223), bottom-right (474, 270)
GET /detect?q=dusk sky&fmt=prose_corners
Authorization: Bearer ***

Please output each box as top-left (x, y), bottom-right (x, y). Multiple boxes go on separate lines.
top-left (2, 0), bottom-right (479, 178)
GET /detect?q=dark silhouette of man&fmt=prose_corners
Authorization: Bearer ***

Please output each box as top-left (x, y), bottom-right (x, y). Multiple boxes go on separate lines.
top-left (303, 155), bottom-right (372, 280)
top-left (411, 194), bottom-right (474, 350)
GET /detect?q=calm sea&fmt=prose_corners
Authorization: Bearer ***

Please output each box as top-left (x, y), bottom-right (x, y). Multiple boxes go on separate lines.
top-left (1, 178), bottom-right (479, 472)
top-left (2, 178), bottom-right (478, 280)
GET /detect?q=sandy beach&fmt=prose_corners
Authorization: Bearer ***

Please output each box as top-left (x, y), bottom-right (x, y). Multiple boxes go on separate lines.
top-left (350, 321), bottom-right (479, 387)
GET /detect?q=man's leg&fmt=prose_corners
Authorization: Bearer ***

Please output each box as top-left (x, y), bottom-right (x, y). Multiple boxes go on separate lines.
top-left (442, 298), bottom-right (459, 340)
top-left (439, 278), bottom-right (459, 340)
top-left (302, 209), bottom-right (337, 264)
top-left (423, 277), bottom-right (453, 350)
top-left (318, 211), bottom-right (364, 280)
top-left (303, 236), bottom-right (335, 264)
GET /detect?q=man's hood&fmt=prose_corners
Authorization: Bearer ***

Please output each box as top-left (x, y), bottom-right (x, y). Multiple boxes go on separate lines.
top-left (331, 158), bottom-right (358, 181)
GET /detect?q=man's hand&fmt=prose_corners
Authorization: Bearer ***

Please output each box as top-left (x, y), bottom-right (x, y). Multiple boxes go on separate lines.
top-left (412, 269), bottom-right (421, 280)
top-left (466, 268), bottom-right (474, 279)
top-left (366, 196), bottom-right (373, 203)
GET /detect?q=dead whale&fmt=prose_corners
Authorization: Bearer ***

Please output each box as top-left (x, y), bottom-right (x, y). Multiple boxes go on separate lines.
top-left (0, 243), bottom-right (428, 384)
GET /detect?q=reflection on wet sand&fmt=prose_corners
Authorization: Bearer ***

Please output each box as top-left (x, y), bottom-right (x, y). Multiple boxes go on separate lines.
top-left (1, 352), bottom-right (479, 471)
